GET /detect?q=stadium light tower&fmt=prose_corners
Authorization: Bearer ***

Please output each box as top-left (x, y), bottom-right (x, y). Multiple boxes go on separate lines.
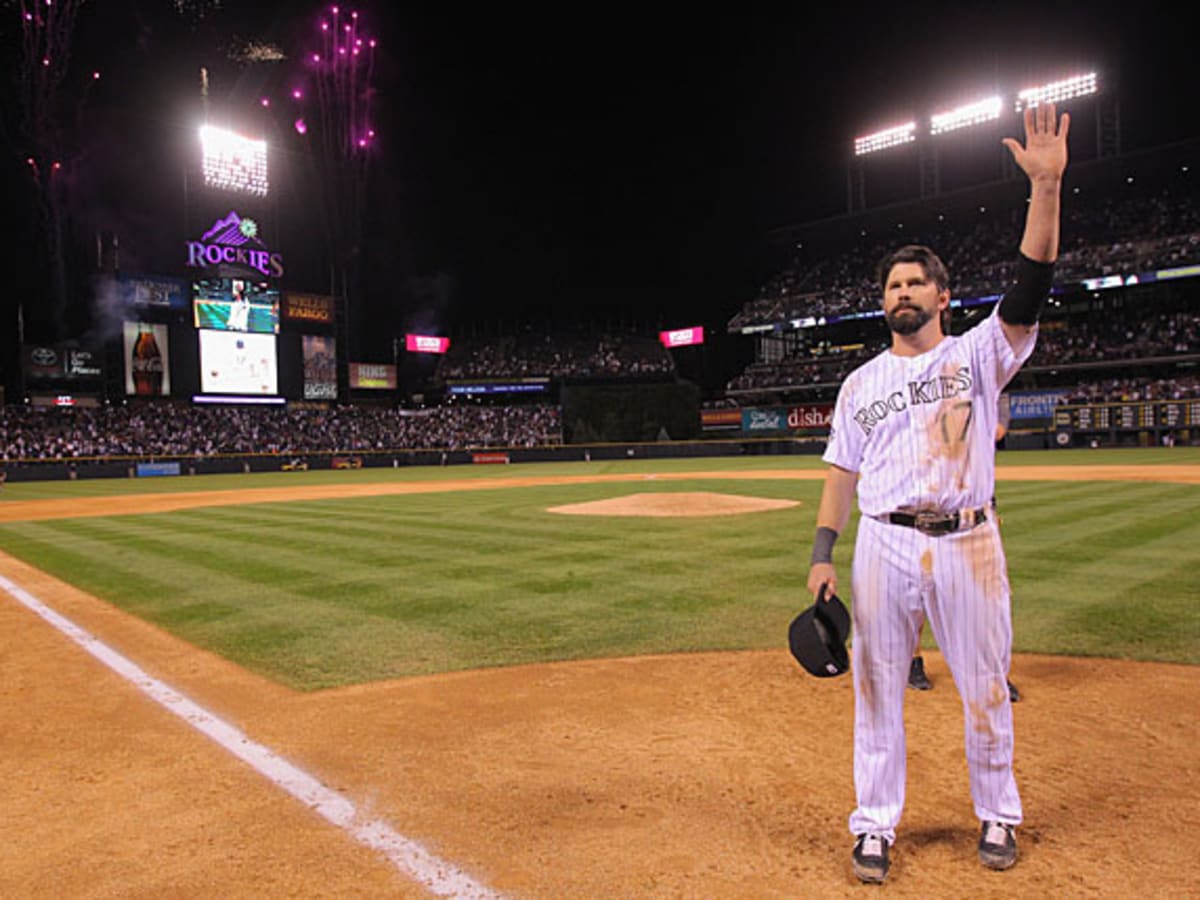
top-left (1015, 72), bottom-right (1098, 111)
top-left (854, 122), bottom-right (917, 157)
top-left (930, 96), bottom-right (1003, 136)
top-left (199, 125), bottom-right (270, 197)
top-left (845, 70), bottom-right (1105, 211)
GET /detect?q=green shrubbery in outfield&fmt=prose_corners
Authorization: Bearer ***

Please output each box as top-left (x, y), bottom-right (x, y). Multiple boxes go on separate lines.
top-left (0, 450), bottom-right (1196, 689)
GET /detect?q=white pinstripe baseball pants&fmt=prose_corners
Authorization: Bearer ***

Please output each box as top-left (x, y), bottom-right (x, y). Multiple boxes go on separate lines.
top-left (847, 514), bottom-right (1021, 842)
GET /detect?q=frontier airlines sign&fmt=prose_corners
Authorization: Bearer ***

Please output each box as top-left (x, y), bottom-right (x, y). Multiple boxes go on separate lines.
top-left (185, 211), bottom-right (283, 277)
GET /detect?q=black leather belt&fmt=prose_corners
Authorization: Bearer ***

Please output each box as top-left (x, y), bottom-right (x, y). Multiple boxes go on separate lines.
top-left (880, 505), bottom-right (989, 536)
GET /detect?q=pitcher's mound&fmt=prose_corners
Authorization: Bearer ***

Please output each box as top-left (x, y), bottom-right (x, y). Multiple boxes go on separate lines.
top-left (547, 491), bottom-right (800, 517)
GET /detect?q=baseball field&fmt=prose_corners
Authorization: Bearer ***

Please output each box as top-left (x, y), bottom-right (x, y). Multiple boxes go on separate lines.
top-left (1, 448), bottom-right (1198, 896)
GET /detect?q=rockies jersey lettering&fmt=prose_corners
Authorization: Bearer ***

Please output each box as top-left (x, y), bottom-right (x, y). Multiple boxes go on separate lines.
top-left (852, 366), bottom-right (974, 435)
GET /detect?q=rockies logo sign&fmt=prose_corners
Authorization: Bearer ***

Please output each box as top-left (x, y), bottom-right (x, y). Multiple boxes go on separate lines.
top-left (185, 210), bottom-right (284, 278)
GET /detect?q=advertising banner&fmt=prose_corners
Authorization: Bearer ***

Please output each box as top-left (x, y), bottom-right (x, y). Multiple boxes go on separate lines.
top-left (472, 453), bottom-right (511, 464)
top-left (1008, 389), bottom-right (1069, 420)
top-left (24, 345), bottom-right (104, 381)
top-left (742, 407), bottom-right (788, 433)
top-left (24, 345), bottom-right (65, 380)
top-left (405, 334), bottom-right (450, 354)
top-left (123, 322), bottom-right (171, 396)
top-left (447, 379), bottom-right (548, 396)
top-left (787, 405), bottom-right (833, 430)
top-left (738, 405), bottom-right (832, 433)
top-left (303, 335), bottom-right (338, 400)
top-left (29, 393), bottom-right (102, 408)
top-left (65, 349), bottom-right (104, 380)
top-left (659, 326), bottom-right (705, 348)
top-left (700, 408), bottom-right (742, 430)
top-left (349, 362), bottom-right (397, 390)
top-left (284, 291), bottom-right (335, 325)
top-left (118, 274), bottom-right (190, 310)
top-left (136, 462), bottom-right (182, 477)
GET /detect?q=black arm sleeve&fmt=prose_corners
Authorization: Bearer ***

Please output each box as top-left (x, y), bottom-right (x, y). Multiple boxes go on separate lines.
top-left (997, 253), bottom-right (1055, 326)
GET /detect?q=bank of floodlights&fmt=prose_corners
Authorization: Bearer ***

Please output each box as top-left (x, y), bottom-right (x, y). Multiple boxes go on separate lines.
top-left (199, 125), bottom-right (269, 197)
top-left (854, 122), bottom-right (917, 157)
top-left (1015, 72), bottom-right (1097, 111)
top-left (853, 71), bottom-right (1099, 156)
top-left (930, 96), bottom-right (1003, 136)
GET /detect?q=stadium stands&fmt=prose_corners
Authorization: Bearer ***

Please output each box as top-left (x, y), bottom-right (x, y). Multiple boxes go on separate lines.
top-left (0, 403), bottom-right (562, 462)
top-left (436, 328), bottom-right (674, 381)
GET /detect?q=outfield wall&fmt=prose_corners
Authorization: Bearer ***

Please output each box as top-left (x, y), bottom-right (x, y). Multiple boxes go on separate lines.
top-left (0, 437), bottom-right (827, 483)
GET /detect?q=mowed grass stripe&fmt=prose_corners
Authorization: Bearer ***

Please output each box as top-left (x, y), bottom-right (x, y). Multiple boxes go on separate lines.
top-left (1001, 483), bottom-right (1198, 557)
top-left (999, 481), bottom-right (1200, 661)
top-left (1, 515), bottom-right (531, 688)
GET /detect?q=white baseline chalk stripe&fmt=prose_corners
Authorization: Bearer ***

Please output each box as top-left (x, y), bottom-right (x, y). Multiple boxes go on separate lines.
top-left (0, 574), bottom-right (500, 900)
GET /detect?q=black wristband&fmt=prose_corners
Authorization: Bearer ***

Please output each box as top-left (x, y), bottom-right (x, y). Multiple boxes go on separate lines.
top-left (811, 526), bottom-right (838, 565)
top-left (998, 253), bottom-right (1055, 326)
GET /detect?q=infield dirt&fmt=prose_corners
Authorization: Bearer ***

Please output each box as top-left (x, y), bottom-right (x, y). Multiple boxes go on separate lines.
top-left (2, 466), bottom-right (1197, 896)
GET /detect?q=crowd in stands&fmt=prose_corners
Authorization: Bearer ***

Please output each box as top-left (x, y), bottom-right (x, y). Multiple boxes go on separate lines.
top-left (731, 173), bottom-right (1200, 330)
top-left (0, 403), bottom-right (562, 462)
top-left (1030, 310), bottom-right (1200, 366)
top-left (1060, 376), bottom-right (1200, 404)
top-left (727, 339), bottom-right (887, 393)
top-left (726, 310), bottom-right (1200, 397)
top-left (437, 330), bottom-right (674, 381)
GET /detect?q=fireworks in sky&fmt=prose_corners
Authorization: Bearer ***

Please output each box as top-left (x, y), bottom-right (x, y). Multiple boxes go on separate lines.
top-left (279, 5), bottom-right (381, 331)
top-left (16, 0), bottom-right (86, 172)
top-left (172, 0), bottom-right (223, 24)
top-left (228, 38), bottom-right (286, 64)
top-left (300, 4), bottom-right (379, 161)
top-left (15, 0), bottom-right (88, 340)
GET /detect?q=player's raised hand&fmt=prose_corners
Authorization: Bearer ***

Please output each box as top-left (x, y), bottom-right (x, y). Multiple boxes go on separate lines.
top-left (1003, 101), bottom-right (1069, 183)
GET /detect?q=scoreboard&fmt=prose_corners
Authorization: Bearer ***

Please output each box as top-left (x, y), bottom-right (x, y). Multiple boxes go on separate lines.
top-left (1157, 401), bottom-right (1200, 428)
top-left (1054, 401), bottom-right (1200, 442)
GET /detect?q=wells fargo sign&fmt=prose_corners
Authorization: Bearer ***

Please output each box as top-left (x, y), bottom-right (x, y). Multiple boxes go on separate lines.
top-left (284, 292), bottom-right (335, 324)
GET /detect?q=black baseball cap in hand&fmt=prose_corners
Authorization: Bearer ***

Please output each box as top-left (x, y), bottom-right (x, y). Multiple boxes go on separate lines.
top-left (788, 585), bottom-right (851, 677)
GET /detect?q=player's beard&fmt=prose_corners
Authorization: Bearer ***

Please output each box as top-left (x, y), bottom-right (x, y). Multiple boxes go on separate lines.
top-left (885, 304), bottom-right (933, 336)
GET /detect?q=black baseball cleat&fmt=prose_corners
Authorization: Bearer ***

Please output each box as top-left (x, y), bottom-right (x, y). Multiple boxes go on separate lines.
top-left (1008, 680), bottom-right (1021, 703)
top-left (978, 821), bottom-right (1018, 870)
top-left (852, 832), bottom-right (890, 884)
top-left (907, 656), bottom-right (932, 691)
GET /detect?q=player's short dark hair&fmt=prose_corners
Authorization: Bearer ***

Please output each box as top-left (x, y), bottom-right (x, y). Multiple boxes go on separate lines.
top-left (876, 245), bottom-right (950, 294)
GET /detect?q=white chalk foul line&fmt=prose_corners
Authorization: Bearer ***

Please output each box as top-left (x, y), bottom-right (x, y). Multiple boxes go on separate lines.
top-left (0, 574), bottom-right (500, 900)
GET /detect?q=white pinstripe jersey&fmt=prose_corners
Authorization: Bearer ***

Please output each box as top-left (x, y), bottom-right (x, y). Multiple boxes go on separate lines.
top-left (822, 306), bottom-right (1036, 517)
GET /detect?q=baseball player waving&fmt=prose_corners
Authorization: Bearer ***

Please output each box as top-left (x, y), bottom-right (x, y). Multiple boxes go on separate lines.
top-left (806, 102), bottom-right (1069, 884)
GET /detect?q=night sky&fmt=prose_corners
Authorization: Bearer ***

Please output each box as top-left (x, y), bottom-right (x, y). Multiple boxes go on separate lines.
top-left (3, 1), bottom-right (1197, 360)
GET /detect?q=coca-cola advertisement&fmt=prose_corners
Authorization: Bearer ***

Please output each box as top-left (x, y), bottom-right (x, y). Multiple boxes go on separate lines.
top-left (123, 322), bottom-right (171, 396)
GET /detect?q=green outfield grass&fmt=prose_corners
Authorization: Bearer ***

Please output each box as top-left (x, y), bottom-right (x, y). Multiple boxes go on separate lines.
top-left (0, 449), bottom-right (1197, 689)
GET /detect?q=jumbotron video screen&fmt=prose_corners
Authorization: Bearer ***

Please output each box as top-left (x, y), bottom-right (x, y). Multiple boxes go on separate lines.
top-left (193, 278), bottom-right (280, 334)
top-left (198, 329), bottom-right (278, 395)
